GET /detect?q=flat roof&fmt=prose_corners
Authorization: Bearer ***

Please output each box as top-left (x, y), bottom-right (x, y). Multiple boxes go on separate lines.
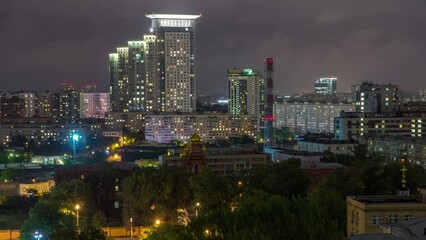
top-left (146, 14), bottom-right (201, 20)
top-left (349, 195), bottom-right (422, 204)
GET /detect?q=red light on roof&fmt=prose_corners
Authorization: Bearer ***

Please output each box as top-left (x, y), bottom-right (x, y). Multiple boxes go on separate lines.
top-left (265, 58), bottom-right (273, 63)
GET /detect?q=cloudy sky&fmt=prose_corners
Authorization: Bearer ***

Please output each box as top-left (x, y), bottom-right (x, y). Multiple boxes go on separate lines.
top-left (1, 0), bottom-right (426, 95)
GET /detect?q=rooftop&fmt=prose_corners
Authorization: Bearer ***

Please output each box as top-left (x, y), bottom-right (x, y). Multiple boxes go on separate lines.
top-left (145, 14), bottom-right (201, 20)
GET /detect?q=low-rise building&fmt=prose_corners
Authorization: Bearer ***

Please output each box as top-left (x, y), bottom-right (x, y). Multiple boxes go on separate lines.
top-left (298, 139), bottom-right (359, 155)
top-left (0, 123), bottom-right (102, 146)
top-left (159, 133), bottom-right (269, 175)
top-left (347, 188), bottom-right (426, 236)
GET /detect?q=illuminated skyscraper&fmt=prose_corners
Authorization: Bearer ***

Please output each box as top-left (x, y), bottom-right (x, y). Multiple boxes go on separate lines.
top-left (109, 42), bottom-right (145, 112)
top-left (109, 14), bottom-right (201, 113)
top-left (146, 14), bottom-right (201, 112)
top-left (228, 68), bottom-right (264, 130)
top-left (314, 77), bottom-right (337, 95)
top-left (79, 93), bottom-right (110, 119)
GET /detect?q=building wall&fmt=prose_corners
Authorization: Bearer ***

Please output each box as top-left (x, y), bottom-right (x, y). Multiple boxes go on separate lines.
top-left (274, 102), bottom-right (355, 134)
top-left (79, 93), bottom-right (110, 119)
top-left (335, 112), bottom-right (426, 140)
top-left (19, 180), bottom-right (55, 196)
top-left (360, 136), bottom-right (426, 165)
top-left (347, 196), bottom-right (426, 235)
top-left (145, 113), bottom-right (257, 143)
top-left (297, 140), bottom-right (358, 155)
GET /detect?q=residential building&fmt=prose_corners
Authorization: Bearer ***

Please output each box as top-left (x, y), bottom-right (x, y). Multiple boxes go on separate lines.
top-left (228, 68), bottom-right (264, 130)
top-left (0, 95), bottom-right (25, 117)
top-left (274, 101), bottom-right (355, 134)
top-left (109, 14), bottom-right (201, 113)
top-left (314, 77), bottom-right (337, 95)
top-left (145, 113), bottom-right (258, 143)
top-left (36, 91), bottom-right (55, 118)
top-left (334, 111), bottom-right (426, 140)
top-left (146, 14), bottom-right (201, 112)
top-left (0, 123), bottom-right (102, 146)
top-left (109, 42), bottom-right (145, 112)
top-left (58, 83), bottom-right (79, 123)
top-left (347, 189), bottom-right (426, 235)
top-left (17, 92), bottom-right (36, 117)
top-left (297, 138), bottom-right (359, 155)
top-left (356, 82), bottom-right (402, 113)
top-left (79, 93), bottom-right (110, 119)
top-left (360, 135), bottom-right (426, 165)
top-left (105, 112), bottom-right (145, 132)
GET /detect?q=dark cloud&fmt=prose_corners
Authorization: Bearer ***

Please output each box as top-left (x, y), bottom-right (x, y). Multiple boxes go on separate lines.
top-left (1, 0), bottom-right (426, 95)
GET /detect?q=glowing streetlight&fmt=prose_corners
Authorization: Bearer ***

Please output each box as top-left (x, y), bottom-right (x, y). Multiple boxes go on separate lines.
top-left (75, 204), bottom-right (80, 227)
top-left (195, 202), bottom-right (200, 218)
top-left (34, 231), bottom-right (42, 240)
top-left (155, 219), bottom-right (161, 226)
top-left (72, 134), bottom-right (79, 165)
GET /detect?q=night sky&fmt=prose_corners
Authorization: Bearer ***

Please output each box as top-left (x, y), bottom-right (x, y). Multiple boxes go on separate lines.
top-left (1, 0), bottom-right (426, 95)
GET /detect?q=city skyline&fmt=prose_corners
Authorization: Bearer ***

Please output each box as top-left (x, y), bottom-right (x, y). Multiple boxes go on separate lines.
top-left (1, 1), bottom-right (426, 95)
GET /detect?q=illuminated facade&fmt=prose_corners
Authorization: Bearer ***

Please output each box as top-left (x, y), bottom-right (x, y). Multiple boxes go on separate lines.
top-left (314, 77), bottom-right (337, 95)
top-left (109, 14), bottom-right (201, 113)
top-left (334, 112), bottom-right (426, 140)
top-left (109, 42), bottom-right (145, 112)
top-left (145, 113), bottom-right (257, 143)
top-left (146, 14), bottom-right (201, 112)
top-left (18, 92), bottom-right (36, 117)
top-left (356, 82), bottom-right (402, 113)
top-left (105, 112), bottom-right (145, 132)
top-left (0, 123), bottom-right (102, 146)
top-left (79, 93), bottom-right (110, 119)
top-left (274, 102), bottom-right (355, 134)
top-left (36, 91), bottom-right (55, 118)
top-left (228, 68), bottom-right (264, 130)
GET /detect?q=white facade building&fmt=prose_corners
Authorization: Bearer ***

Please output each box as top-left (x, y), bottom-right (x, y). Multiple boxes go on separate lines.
top-left (145, 113), bottom-right (257, 143)
top-left (274, 101), bottom-right (355, 134)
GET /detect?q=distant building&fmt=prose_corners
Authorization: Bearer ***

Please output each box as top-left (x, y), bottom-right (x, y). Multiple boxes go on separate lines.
top-left (228, 68), bottom-right (264, 129)
top-left (144, 113), bottom-right (258, 143)
top-left (105, 112), bottom-right (145, 132)
top-left (0, 95), bottom-right (25, 117)
top-left (109, 14), bottom-right (201, 113)
top-left (0, 123), bottom-right (102, 146)
top-left (360, 135), bottom-right (426, 165)
top-left (146, 14), bottom-right (201, 112)
top-left (314, 77), bottom-right (337, 95)
top-left (334, 111), bottom-right (426, 140)
top-left (274, 101), bottom-right (355, 134)
top-left (347, 189), bottom-right (426, 236)
top-left (160, 134), bottom-right (269, 175)
top-left (297, 138), bottom-right (358, 155)
top-left (356, 82), bottom-right (402, 113)
top-left (36, 91), bottom-right (55, 118)
top-left (58, 83), bottom-right (80, 123)
top-left (79, 93), bottom-right (110, 119)
top-left (17, 92), bottom-right (36, 117)
top-left (109, 42), bottom-right (145, 112)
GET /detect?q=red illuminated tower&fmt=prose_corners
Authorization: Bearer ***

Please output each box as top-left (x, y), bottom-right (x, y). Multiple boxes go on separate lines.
top-left (264, 58), bottom-right (275, 148)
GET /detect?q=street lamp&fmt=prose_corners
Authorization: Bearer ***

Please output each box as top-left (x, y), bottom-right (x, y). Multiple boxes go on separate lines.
top-left (195, 202), bottom-right (200, 218)
top-left (130, 217), bottom-right (133, 239)
top-left (155, 219), bottom-right (161, 226)
top-left (34, 231), bottom-right (42, 240)
top-left (75, 204), bottom-right (80, 228)
top-left (72, 134), bottom-right (79, 165)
